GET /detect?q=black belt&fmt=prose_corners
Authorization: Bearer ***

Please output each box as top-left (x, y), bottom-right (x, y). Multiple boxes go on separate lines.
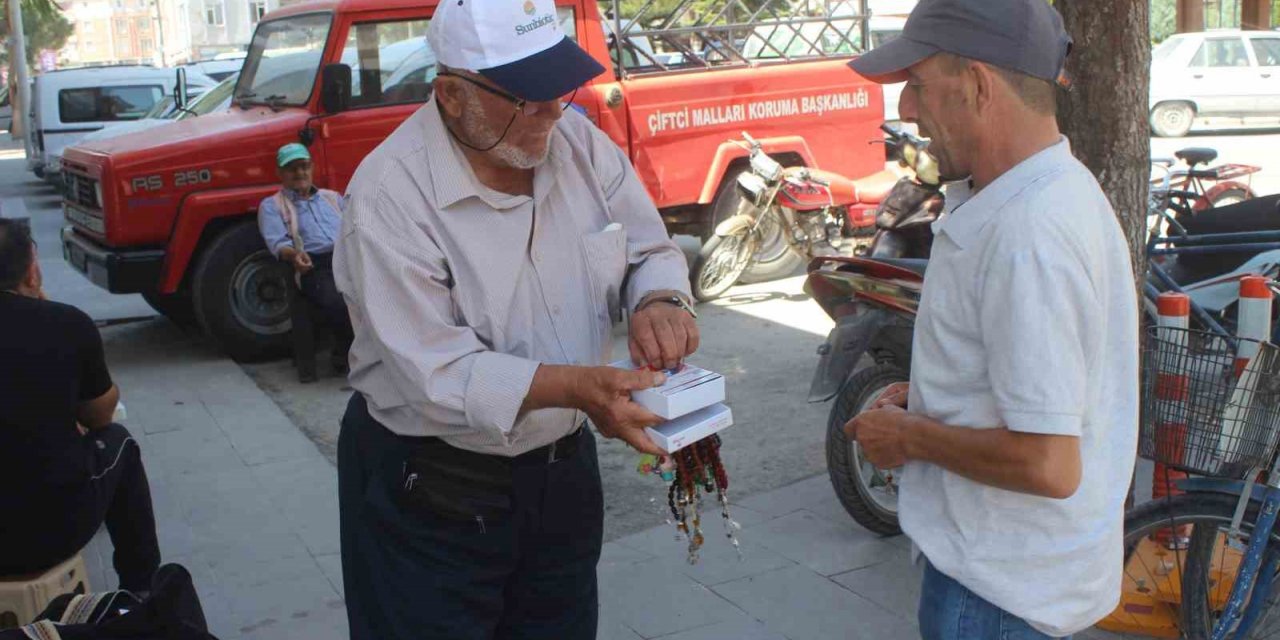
top-left (308, 251), bottom-right (334, 269)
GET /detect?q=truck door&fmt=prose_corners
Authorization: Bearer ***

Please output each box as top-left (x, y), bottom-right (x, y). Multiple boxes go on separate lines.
top-left (314, 15), bottom-right (435, 192)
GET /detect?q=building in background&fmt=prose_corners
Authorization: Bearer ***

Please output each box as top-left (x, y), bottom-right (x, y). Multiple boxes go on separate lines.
top-left (59, 0), bottom-right (283, 68)
top-left (178, 0), bottom-right (278, 60)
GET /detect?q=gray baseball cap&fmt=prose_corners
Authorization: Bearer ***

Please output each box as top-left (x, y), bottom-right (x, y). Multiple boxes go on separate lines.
top-left (849, 0), bottom-right (1072, 85)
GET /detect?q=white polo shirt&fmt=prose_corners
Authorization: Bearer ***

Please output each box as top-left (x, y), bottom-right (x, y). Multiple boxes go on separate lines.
top-left (901, 138), bottom-right (1139, 636)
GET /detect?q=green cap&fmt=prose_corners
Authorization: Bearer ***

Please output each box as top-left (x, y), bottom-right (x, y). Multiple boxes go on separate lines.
top-left (276, 143), bottom-right (311, 168)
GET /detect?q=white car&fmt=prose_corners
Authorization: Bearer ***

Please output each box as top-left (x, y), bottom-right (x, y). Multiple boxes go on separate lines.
top-left (1150, 30), bottom-right (1280, 137)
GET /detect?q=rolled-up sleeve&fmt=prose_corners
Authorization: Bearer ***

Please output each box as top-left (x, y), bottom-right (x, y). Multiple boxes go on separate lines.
top-left (979, 231), bottom-right (1096, 437)
top-left (257, 196), bottom-right (292, 258)
top-left (587, 127), bottom-right (692, 311)
top-left (336, 185), bottom-right (540, 442)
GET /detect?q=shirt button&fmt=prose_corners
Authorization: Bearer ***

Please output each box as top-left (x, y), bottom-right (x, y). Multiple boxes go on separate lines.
top-left (553, 306), bottom-right (562, 315)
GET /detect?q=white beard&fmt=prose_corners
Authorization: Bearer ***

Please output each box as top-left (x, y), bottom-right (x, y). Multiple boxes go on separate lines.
top-left (459, 88), bottom-right (551, 170)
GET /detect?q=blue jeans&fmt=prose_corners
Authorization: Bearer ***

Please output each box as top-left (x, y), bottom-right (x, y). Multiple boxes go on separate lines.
top-left (919, 560), bottom-right (1067, 640)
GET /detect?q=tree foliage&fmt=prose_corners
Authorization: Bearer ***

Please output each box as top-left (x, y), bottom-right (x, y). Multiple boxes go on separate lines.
top-left (1, 0), bottom-right (74, 66)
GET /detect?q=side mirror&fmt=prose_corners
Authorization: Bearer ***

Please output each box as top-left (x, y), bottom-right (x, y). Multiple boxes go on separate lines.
top-left (321, 64), bottom-right (352, 114)
top-left (175, 68), bottom-right (189, 109)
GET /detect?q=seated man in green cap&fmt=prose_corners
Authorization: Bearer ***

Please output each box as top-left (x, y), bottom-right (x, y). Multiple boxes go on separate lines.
top-left (258, 142), bottom-right (353, 374)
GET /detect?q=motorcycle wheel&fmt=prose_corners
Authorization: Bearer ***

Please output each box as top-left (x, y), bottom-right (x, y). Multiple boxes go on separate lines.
top-left (739, 208), bottom-right (805, 284)
top-left (826, 363), bottom-right (908, 536)
top-left (690, 231), bottom-right (756, 302)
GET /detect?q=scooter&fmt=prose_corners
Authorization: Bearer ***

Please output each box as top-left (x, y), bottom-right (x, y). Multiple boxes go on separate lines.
top-left (800, 126), bottom-right (943, 536)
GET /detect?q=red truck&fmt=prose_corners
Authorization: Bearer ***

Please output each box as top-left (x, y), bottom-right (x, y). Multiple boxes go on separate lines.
top-left (60, 0), bottom-right (885, 360)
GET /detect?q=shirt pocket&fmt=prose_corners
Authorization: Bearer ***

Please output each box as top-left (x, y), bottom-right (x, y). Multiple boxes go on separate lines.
top-left (581, 227), bottom-right (629, 342)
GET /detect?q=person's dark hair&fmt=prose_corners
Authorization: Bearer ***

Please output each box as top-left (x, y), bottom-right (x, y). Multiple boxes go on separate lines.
top-left (0, 218), bottom-right (36, 291)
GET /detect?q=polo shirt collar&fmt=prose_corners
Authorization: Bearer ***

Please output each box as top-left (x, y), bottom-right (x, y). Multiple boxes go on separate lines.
top-left (284, 186), bottom-right (318, 202)
top-left (420, 98), bottom-right (570, 212)
top-left (932, 136), bottom-right (1073, 249)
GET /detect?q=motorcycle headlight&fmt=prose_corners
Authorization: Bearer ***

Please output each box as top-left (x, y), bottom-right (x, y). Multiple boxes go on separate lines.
top-left (749, 152), bottom-right (783, 182)
top-left (736, 172), bottom-right (770, 207)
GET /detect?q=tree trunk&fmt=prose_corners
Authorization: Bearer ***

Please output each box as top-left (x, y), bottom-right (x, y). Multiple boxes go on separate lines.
top-left (1055, 0), bottom-right (1151, 279)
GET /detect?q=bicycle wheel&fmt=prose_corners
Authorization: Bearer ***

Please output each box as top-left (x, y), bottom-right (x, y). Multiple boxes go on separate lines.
top-left (1125, 492), bottom-right (1280, 639)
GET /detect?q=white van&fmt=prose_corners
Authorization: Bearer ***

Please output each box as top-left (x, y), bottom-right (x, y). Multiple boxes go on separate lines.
top-left (182, 57), bottom-right (245, 82)
top-left (27, 65), bottom-right (215, 180)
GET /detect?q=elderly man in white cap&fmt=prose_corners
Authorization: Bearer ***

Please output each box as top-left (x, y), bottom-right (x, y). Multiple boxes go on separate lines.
top-left (332, 0), bottom-right (697, 637)
top-left (843, 0), bottom-right (1138, 638)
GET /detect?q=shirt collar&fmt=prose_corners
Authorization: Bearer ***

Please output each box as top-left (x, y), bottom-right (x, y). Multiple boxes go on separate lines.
top-left (931, 136), bottom-right (1073, 249)
top-left (284, 185), bottom-right (318, 202)
top-left (420, 97), bottom-right (569, 212)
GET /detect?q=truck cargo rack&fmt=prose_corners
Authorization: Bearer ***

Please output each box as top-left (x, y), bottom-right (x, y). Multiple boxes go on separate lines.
top-left (604, 0), bottom-right (871, 76)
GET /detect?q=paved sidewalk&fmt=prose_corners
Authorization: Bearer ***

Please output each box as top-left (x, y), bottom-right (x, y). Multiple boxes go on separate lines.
top-left (77, 320), bottom-right (1136, 640)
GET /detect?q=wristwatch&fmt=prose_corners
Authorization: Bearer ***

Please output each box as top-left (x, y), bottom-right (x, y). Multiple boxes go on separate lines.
top-left (638, 293), bottom-right (698, 319)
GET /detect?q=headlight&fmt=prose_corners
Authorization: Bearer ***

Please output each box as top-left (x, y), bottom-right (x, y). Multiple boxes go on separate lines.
top-left (736, 172), bottom-right (770, 207)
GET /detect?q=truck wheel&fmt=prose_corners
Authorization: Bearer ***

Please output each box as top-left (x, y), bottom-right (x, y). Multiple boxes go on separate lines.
top-left (825, 364), bottom-right (907, 536)
top-left (191, 222), bottom-right (292, 362)
top-left (1151, 102), bottom-right (1195, 138)
top-left (739, 207), bottom-right (805, 284)
top-left (142, 291), bottom-right (198, 328)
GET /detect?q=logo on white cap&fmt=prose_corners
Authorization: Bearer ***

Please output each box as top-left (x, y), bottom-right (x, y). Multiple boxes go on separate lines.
top-left (428, 0), bottom-right (563, 72)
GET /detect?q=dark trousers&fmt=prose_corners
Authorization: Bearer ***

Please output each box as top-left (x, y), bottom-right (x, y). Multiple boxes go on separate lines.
top-left (301, 252), bottom-right (353, 362)
top-left (338, 393), bottom-right (604, 640)
top-left (0, 424), bottom-right (161, 592)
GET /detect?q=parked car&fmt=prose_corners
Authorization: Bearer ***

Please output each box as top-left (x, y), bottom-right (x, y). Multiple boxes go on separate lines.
top-left (1150, 29), bottom-right (1280, 137)
top-left (182, 57), bottom-right (245, 82)
top-left (27, 66), bottom-right (217, 181)
top-left (61, 73), bottom-right (238, 155)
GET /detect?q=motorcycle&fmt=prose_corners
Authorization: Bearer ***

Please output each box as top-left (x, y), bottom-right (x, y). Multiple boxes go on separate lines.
top-left (689, 129), bottom-right (907, 302)
top-left (802, 125), bottom-right (943, 536)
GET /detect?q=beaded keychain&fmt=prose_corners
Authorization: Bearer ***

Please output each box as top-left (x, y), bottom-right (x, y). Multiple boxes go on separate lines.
top-left (640, 435), bottom-right (740, 564)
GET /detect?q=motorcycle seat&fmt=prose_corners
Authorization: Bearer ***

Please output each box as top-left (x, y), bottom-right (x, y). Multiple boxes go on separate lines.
top-left (1160, 195), bottom-right (1280, 286)
top-left (850, 169), bottom-right (900, 205)
top-left (1175, 147), bottom-right (1218, 167)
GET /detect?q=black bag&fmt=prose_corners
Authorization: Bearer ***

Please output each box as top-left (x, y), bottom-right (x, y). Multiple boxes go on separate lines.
top-left (0, 564), bottom-right (218, 640)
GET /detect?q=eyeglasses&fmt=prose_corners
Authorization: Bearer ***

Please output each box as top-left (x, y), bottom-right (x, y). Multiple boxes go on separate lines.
top-left (438, 71), bottom-right (578, 115)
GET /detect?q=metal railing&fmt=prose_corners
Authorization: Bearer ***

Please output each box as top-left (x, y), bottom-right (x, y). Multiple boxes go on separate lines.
top-left (604, 0), bottom-right (871, 76)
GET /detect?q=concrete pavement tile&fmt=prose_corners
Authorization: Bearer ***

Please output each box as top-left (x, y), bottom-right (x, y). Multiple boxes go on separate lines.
top-left (721, 504), bottom-right (772, 528)
top-left (749, 510), bottom-right (899, 576)
top-left (140, 421), bottom-right (243, 479)
top-left (601, 541), bottom-right (655, 568)
top-left (199, 532), bottom-right (317, 588)
top-left (831, 547), bottom-right (921, 620)
top-left (614, 523), bottom-right (796, 586)
top-left (653, 618), bottom-right (788, 640)
top-left (127, 395), bottom-right (219, 436)
top-left (240, 600), bottom-right (348, 640)
top-left (314, 553), bottom-right (344, 599)
top-left (248, 457), bottom-right (340, 556)
top-left (207, 402), bottom-right (324, 466)
top-left (598, 557), bottom-right (749, 639)
top-left (597, 613), bottom-right (645, 640)
top-left (712, 565), bottom-right (917, 640)
top-left (215, 557), bottom-right (343, 635)
top-left (734, 475), bottom-right (834, 517)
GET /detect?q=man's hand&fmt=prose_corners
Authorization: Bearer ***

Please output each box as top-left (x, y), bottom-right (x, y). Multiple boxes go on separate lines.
top-left (844, 405), bottom-right (913, 469)
top-left (573, 367), bottom-right (668, 456)
top-left (292, 250), bottom-right (314, 275)
top-left (871, 382), bottom-right (909, 410)
top-left (630, 301), bottom-right (699, 370)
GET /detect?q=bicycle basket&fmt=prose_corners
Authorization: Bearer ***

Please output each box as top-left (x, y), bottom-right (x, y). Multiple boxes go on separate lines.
top-left (1139, 327), bottom-right (1280, 478)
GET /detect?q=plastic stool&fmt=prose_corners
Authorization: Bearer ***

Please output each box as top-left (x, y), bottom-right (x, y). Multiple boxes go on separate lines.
top-left (0, 552), bottom-right (90, 628)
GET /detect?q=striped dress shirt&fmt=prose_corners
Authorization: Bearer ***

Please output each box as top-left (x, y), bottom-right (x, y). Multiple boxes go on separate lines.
top-left (334, 100), bottom-right (691, 456)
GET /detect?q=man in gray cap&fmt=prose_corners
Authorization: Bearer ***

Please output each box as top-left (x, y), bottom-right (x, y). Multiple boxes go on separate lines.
top-left (844, 0), bottom-right (1138, 637)
top-left (333, 0), bottom-right (697, 637)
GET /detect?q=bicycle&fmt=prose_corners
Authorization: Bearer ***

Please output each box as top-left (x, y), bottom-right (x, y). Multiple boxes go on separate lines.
top-left (1148, 148), bottom-right (1260, 239)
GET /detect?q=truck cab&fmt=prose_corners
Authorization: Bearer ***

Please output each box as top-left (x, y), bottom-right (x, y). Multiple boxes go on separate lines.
top-left (61, 0), bottom-right (884, 361)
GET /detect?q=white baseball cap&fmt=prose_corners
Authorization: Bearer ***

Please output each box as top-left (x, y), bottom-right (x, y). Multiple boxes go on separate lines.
top-left (428, 0), bottom-right (605, 102)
